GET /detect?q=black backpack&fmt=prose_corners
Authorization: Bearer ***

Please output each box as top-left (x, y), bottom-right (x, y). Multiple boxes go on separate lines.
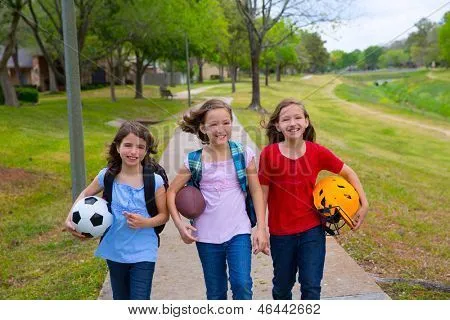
top-left (102, 162), bottom-right (169, 247)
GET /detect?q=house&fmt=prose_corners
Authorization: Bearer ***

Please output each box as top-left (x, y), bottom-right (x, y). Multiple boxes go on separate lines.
top-left (0, 46), bottom-right (50, 91)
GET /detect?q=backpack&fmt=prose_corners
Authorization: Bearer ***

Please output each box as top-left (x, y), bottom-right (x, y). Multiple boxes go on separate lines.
top-left (102, 162), bottom-right (169, 247)
top-left (187, 140), bottom-right (257, 228)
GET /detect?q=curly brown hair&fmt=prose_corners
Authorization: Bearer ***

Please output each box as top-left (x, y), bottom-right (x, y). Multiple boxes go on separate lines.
top-left (107, 121), bottom-right (158, 175)
top-left (178, 99), bottom-right (233, 144)
top-left (263, 98), bottom-right (316, 144)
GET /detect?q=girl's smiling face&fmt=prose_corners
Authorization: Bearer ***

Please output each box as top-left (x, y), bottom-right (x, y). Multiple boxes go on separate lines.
top-left (117, 133), bottom-right (147, 167)
top-left (201, 108), bottom-right (232, 145)
top-left (276, 104), bottom-right (309, 141)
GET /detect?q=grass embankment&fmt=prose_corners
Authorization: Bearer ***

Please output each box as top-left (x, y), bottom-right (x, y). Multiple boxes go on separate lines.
top-left (0, 85), bottom-right (187, 299)
top-left (336, 69), bottom-right (450, 120)
top-left (199, 74), bottom-right (450, 299)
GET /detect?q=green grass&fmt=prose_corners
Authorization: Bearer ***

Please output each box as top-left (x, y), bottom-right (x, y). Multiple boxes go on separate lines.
top-left (0, 85), bottom-right (187, 299)
top-left (198, 74), bottom-right (450, 299)
top-left (428, 69), bottom-right (450, 82)
top-left (342, 69), bottom-right (428, 81)
top-left (336, 69), bottom-right (450, 119)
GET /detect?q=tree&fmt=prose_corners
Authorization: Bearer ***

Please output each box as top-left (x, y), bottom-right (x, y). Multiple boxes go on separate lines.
top-left (187, 0), bottom-right (228, 83)
top-left (362, 45), bottom-right (383, 70)
top-left (329, 50), bottom-right (345, 70)
top-left (439, 12), bottom-right (450, 66)
top-left (218, 0), bottom-right (249, 92)
top-left (0, 1), bottom-right (29, 107)
top-left (91, 0), bottom-right (131, 101)
top-left (378, 49), bottom-right (409, 68)
top-left (299, 31), bottom-right (329, 73)
top-left (21, 0), bottom-right (101, 91)
top-left (235, 0), bottom-right (348, 112)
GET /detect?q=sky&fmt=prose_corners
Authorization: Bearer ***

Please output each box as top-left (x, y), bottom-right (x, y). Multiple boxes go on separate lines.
top-left (321, 0), bottom-right (450, 52)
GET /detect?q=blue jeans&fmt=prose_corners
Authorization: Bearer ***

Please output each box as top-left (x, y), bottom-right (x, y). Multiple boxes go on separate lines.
top-left (196, 234), bottom-right (252, 300)
top-left (270, 225), bottom-right (326, 300)
top-left (106, 260), bottom-right (155, 300)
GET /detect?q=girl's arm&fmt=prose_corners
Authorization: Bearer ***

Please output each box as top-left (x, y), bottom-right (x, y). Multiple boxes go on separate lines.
top-left (339, 164), bottom-right (369, 230)
top-left (167, 167), bottom-right (198, 244)
top-left (65, 175), bottom-right (103, 238)
top-left (247, 159), bottom-right (269, 255)
top-left (125, 185), bottom-right (169, 229)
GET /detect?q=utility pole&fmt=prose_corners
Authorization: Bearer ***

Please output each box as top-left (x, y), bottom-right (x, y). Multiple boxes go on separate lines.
top-left (185, 33), bottom-right (191, 107)
top-left (62, 0), bottom-right (86, 201)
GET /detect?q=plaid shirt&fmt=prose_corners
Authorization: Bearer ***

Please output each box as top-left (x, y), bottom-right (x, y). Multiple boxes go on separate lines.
top-left (187, 140), bottom-right (257, 227)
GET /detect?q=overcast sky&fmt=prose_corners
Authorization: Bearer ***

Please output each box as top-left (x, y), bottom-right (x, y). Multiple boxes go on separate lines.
top-left (321, 0), bottom-right (450, 52)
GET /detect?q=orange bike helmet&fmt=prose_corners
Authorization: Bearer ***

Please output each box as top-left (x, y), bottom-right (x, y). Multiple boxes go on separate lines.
top-left (313, 176), bottom-right (360, 235)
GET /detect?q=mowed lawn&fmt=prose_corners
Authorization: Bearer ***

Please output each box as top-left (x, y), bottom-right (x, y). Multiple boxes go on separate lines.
top-left (198, 74), bottom-right (450, 299)
top-left (0, 85), bottom-right (188, 299)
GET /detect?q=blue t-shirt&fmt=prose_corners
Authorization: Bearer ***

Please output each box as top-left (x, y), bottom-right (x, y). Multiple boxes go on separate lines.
top-left (94, 168), bottom-right (164, 263)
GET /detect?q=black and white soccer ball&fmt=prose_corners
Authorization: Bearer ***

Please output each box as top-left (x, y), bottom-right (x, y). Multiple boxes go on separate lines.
top-left (70, 196), bottom-right (113, 238)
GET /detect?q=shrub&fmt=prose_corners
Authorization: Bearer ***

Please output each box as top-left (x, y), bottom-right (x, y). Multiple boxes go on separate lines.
top-left (210, 74), bottom-right (220, 80)
top-left (81, 83), bottom-right (109, 91)
top-left (16, 87), bottom-right (39, 103)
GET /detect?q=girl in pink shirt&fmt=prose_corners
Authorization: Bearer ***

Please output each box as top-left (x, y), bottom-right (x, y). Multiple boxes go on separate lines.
top-left (167, 99), bottom-right (268, 300)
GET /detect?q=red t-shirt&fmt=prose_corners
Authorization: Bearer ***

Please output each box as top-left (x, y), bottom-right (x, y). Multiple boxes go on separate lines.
top-left (258, 141), bottom-right (344, 235)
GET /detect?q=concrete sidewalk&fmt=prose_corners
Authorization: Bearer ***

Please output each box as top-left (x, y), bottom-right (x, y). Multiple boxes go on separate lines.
top-left (98, 97), bottom-right (389, 300)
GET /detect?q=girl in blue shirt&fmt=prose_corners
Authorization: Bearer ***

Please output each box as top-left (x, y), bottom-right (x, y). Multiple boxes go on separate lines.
top-left (65, 121), bottom-right (169, 300)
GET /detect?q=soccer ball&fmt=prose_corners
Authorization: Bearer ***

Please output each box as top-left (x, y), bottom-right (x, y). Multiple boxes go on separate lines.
top-left (70, 196), bottom-right (113, 238)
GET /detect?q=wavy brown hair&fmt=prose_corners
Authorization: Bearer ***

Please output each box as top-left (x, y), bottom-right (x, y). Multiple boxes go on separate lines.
top-left (263, 98), bottom-right (316, 144)
top-left (178, 99), bottom-right (233, 144)
top-left (107, 121), bottom-right (158, 175)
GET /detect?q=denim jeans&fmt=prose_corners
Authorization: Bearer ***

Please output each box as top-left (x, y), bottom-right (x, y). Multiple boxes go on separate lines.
top-left (106, 260), bottom-right (155, 300)
top-left (196, 234), bottom-right (252, 300)
top-left (270, 225), bottom-right (326, 300)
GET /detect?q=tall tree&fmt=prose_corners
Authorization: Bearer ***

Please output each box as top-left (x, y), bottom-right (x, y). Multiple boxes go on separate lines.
top-left (219, 0), bottom-right (248, 92)
top-left (439, 12), bottom-right (450, 66)
top-left (235, 0), bottom-right (348, 112)
top-left (0, 1), bottom-right (29, 106)
top-left (21, 0), bottom-right (101, 89)
top-left (299, 31), bottom-right (329, 73)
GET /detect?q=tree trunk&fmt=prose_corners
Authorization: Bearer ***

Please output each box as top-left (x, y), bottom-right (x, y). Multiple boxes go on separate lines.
top-left (169, 60), bottom-right (175, 87)
top-left (248, 47), bottom-right (266, 112)
top-left (230, 65), bottom-right (236, 93)
top-left (110, 78), bottom-right (116, 102)
top-left (219, 65), bottom-right (224, 82)
top-left (197, 57), bottom-right (204, 83)
top-left (108, 55), bottom-right (116, 102)
top-left (117, 48), bottom-right (124, 85)
top-left (0, 70), bottom-right (19, 107)
top-left (12, 45), bottom-right (22, 85)
top-left (276, 64), bottom-right (281, 81)
top-left (265, 63), bottom-right (269, 86)
top-left (0, 7), bottom-right (20, 107)
top-left (49, 63), bottom-right (59, 93)
top-left (134, 53), bottom-right (144, 99)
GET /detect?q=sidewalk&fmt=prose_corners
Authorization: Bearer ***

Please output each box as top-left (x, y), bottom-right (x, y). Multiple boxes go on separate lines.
top-left (98, 97), bottom-right (389, 300)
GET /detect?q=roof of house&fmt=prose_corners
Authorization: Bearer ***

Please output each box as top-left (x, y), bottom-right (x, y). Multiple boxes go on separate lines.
top-left (0, 46), bottom-right (37, 68)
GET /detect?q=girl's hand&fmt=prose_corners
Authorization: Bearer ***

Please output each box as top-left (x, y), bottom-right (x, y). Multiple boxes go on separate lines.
top-left (64, 216), bottom-right (87, 239)
top-left (352, 205), bottom-right (369, 230)
top-left (124, 211), bottom-right (151, 229)
top-left (177, 224), bottom-right (198, 244)
top-left (252, 227), bottom-right (269, 255)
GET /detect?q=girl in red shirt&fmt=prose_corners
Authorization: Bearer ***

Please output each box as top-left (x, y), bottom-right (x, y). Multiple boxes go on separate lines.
top-left (258, 98), bottom-right (369, 300)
